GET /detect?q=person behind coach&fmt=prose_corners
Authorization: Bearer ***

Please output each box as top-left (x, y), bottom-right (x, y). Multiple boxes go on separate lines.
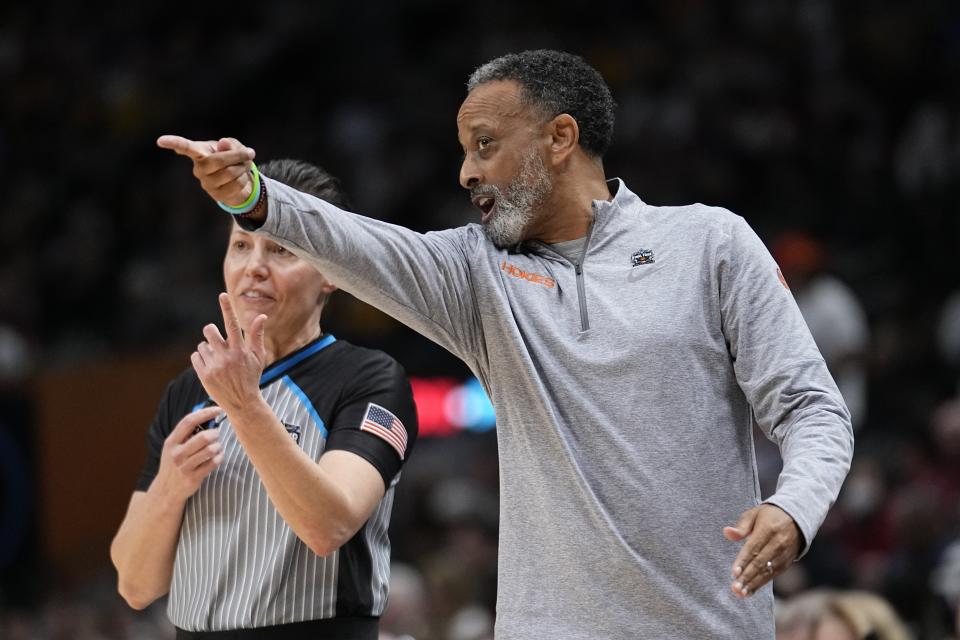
top-left (111, 159), bottom-right (418, 639)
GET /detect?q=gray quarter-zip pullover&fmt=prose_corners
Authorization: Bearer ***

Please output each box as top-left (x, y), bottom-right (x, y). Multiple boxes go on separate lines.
top-left (251, 176), bottom-right (853, 639)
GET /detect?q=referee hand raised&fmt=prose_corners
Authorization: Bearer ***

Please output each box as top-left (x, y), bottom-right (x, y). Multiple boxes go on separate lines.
top-left (191, 293), bottom-right (267, 416)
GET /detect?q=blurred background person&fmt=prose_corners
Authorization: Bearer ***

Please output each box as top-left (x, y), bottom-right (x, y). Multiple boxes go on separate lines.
top-left (812, 590), bottom-right (912, 640)
top-left (776, 589), bottom-right (913, 640)
top-left (772, 228), bottom-right (872, 431)
top-left (776, 588), bottom-right (838, 640)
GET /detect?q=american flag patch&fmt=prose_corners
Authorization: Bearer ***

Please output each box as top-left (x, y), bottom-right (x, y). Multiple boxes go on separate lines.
top-left (360, 403), bottom-right (407, 460)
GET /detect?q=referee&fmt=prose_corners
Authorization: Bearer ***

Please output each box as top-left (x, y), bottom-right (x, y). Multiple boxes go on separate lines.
top-left (111, 159), bottom-right (418, 639)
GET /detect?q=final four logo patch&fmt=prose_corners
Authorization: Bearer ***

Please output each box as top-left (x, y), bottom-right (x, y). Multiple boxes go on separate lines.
top-left (631, 248), bottom-right (655, 266)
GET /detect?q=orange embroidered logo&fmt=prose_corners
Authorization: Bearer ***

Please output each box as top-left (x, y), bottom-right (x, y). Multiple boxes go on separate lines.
top-left (500, 260), bottom-right (556, 288)
top-left (776, 267), bottom-right (791, 291)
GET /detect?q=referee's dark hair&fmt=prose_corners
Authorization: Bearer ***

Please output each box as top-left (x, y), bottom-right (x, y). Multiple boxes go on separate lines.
top-left (258, 158), bottom-right (353, 210)
top-left (466, 49), bottom-right (617, 160)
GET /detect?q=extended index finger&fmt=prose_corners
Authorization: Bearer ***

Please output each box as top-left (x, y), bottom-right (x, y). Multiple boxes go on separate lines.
top-left (157, 135), bottom-right (216, 160)
top-left (218, 292), bottom-right (243, 344)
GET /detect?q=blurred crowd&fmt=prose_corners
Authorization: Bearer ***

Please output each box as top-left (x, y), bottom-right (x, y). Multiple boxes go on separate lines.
top-left (2, 1), bottom-right (960, 638)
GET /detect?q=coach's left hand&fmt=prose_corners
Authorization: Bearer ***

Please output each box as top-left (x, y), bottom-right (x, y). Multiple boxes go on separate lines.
top-left (722, 504), bottom-right (801, 598)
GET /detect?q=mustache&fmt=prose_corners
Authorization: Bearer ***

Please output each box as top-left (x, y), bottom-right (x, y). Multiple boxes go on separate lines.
top-left (470, 184), bottom-right (501, 199)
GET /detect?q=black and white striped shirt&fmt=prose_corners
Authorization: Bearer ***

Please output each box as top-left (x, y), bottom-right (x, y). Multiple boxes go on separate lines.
top-left (136, 335), bottom-right (417, 633)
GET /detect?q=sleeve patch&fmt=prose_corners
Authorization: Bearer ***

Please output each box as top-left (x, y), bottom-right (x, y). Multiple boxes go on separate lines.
top-left (359, 402), bottom-right (408, 460)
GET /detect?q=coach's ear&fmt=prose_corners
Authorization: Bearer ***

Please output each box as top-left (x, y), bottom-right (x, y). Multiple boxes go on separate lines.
top-left (547, 113), bottom-right (579, 166)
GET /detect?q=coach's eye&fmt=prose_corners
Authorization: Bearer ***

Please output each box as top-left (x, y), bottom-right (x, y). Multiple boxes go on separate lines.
top-left (477, 136), bottom-right (492, 150)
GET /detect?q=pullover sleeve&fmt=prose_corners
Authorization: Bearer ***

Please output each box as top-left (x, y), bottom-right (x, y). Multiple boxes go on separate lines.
top-left (254, 176), bottom-right (485, 368)
top-left (719, 215), bottom-right (854, 555)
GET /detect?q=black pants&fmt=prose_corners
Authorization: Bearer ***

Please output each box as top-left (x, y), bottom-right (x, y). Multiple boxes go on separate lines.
top-left (175, 616), bottom-right (378, 639)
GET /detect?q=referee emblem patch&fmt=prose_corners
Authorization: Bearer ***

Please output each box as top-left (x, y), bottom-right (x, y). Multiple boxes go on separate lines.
top-left (283, 422), bottom-right (302, 445)
top-left (360, 403), bottom-right (408, 460)
top-left (192, 409), bottom-right (226, 435)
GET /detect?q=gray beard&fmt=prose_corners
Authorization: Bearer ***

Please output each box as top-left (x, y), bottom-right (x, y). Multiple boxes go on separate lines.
top-left (480, 150), bottom-right (552, 248)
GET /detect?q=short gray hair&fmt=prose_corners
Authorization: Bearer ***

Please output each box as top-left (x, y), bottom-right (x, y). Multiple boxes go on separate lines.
top-left (467, 49), bottom-right (616, 159)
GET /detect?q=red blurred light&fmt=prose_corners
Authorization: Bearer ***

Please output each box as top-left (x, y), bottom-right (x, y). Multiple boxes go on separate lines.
top-left (408, 377), bottom-right (458, 437)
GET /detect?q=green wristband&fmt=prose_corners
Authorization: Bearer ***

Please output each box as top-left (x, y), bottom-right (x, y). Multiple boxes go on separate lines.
top-left (217, 162), bottom-right (261, 214)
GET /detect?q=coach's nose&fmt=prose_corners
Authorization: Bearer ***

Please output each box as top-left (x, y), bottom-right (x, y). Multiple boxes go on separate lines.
top-left (459, 153), bottom-right (481, 190)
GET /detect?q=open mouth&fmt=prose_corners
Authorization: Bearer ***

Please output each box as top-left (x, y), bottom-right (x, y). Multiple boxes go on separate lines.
top-left (471, 195), bottom-right (496, 224)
